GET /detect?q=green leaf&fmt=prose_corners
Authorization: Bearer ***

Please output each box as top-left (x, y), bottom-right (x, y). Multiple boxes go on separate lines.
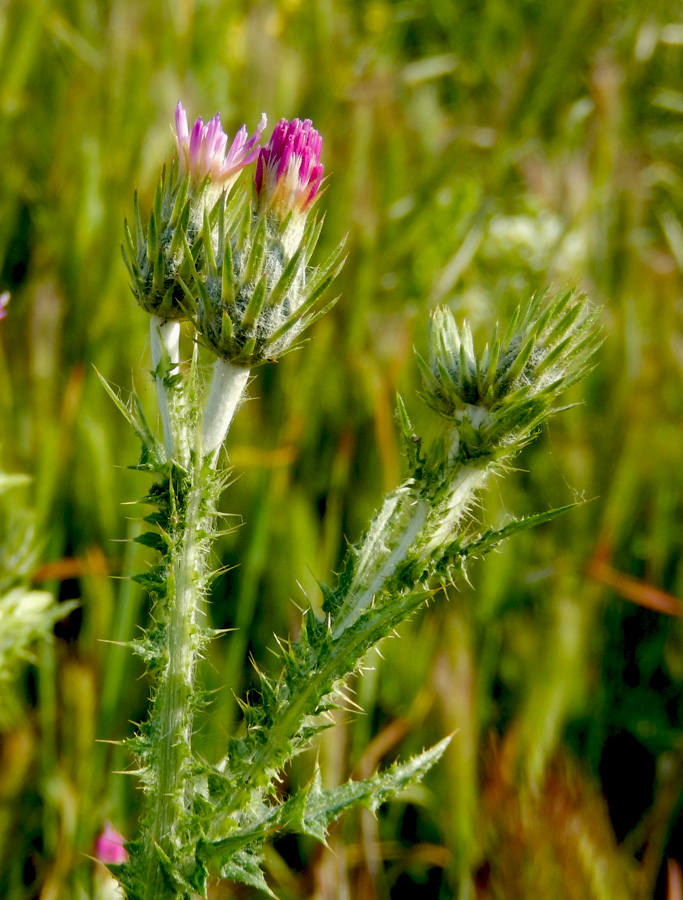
top-left (293, 736), bottom-right (451, 840)
top-left (132, 570), bottom-right (168, 594)
top-left (218, 847), bottom-right (275, 898)
top-left (456, 503), bottom-right (582, 560)
top-left (202, 737), bottom-right (451, 882)
top-left (134, 531), bottom-right (169, 553)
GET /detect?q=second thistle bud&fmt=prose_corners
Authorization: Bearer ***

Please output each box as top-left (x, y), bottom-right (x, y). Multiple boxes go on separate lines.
top-left (417, 290), bottom-right (602, 460)
top-left (195, 118), bottom-right (344, 367)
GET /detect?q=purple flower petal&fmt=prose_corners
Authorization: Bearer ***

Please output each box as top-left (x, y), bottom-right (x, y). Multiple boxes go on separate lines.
top-left (255, 117), bottom-right (324, 219)
top-left (174, 102), bottom-right (267, 187)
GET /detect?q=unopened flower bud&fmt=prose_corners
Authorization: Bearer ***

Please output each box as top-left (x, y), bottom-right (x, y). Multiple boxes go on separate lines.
top-left (122, 104), bottom-right (266, 322)
top-left (195, 118), bottom-right (344, 368)
top-left (255, 117), bottom-right (324, 224)
top-left (418, 291), bottom-right (601, 459)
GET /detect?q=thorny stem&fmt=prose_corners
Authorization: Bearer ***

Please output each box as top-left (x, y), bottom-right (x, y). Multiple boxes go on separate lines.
top-left (210, 590), bottom-right (426, 835)
top-left (331, 463), bottom-right (485, 638)
top-left (331, 491), bottom-right (429, 639)
top-left (146, 450), bottom-right (204, 897)
top-left (143, 348), bottom-right (251, 896)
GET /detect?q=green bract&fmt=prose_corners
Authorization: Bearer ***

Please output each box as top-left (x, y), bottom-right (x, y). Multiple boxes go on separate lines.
top-left (122, 160), bottom-right (200, 320)
top-left (195, 201), bottom-right (346, 366)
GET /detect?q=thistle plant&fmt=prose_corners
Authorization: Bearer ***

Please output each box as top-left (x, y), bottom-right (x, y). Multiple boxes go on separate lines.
top-left (110, 102), bottom-right (602, 900)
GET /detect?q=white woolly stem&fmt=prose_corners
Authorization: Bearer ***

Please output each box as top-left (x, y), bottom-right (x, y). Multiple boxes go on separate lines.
top-left (331, 463), bottom-right (487, 640)
top-left (202, 358), bottom-right (250, 462)
top-left (331, 491), bottom-right (430, 640)
top-left (150, 316), bottom-right (181, 461)
top-left (421, 465), bottom-right (487, 556)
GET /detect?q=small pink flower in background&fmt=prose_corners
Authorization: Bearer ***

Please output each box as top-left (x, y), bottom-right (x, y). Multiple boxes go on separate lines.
top-left (0, 292), bottom-right (10, 320)
top-left (174, 102), bottom-right (266, 188)
top-left (669, 860), bottom-right (683, 900)
top-left (95, 821), bottom-right (128, 865)
top-left (255, 117), bottom-right (325, 219)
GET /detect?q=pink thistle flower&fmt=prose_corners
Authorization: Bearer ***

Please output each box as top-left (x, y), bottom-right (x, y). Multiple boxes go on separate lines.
top-left (174, 102), bottom-right (266, 188)
top-left (0, 292), bottom-right (9, 321)
top-left (255, 117), bottom-right (325, 219)
top-left (95, 821), bottom-right (128, 865)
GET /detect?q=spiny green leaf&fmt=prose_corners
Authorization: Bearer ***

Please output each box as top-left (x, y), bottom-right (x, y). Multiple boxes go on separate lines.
top-left (217, 847), bottom-right (275, 898)
top-left (293, 735), bottom-right (451, 839)
top-left (95, 370), bottom-right (152, 450)
top-left (132, 571), bottom-right (168, 594)
top-left (456, 503), bottom-right (582, 560)
top-left (134, 531), bottom-right (170, 553)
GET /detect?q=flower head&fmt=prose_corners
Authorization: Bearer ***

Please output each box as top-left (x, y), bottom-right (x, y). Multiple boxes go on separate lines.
top-left (95, 821), bottom-right (128, 865)
top-left (255, 117), bottom-right (324, 219)
top-left (0, 292), bottom-right (9, 321)
top-left (174, 102), bottom-right (266, 188)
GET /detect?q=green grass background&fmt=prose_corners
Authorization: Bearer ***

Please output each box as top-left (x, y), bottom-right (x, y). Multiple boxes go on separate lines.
top-left (0, 0), bottom-right (682, 897)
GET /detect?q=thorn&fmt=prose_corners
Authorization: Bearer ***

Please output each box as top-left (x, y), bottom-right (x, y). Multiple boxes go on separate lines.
top-left (334, 691), bottom-right (364, 712)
